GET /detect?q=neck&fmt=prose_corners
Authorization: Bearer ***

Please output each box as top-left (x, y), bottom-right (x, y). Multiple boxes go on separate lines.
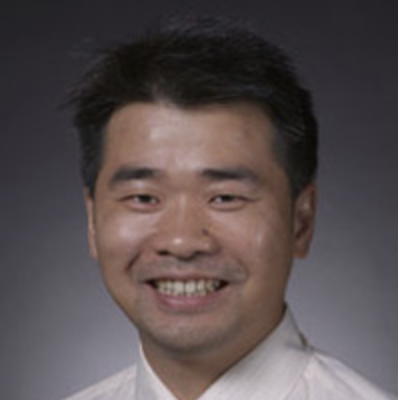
top-left (147, 353), bottom-right (228, 400)
top-left (143, 343), bottom-right (245, 400)
top-left (141, 312), bottom-right (284, 400)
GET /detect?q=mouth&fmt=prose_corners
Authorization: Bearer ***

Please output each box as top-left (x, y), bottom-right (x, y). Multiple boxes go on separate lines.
top-left (149, 279), bottom-right (228, 297)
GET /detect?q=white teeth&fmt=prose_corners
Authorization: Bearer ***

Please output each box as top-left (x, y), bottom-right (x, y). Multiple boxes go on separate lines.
top-left (154, 279), bottom-right (223, 297)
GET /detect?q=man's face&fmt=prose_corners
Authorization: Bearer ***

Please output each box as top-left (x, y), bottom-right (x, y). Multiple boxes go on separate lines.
top-left (85, 102), bottom-right (315, 364)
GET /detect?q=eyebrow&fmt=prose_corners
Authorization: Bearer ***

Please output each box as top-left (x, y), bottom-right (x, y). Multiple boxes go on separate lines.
top-left (108, 165), bottom-right (259, 190)
top-left (200, 167), bottom-right (259, 184)
top-left (109, 166), bottom-right (162, 189)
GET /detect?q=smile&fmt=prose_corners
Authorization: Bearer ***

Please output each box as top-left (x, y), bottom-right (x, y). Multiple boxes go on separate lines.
top-left (151, 279), bottom-right (226, 297)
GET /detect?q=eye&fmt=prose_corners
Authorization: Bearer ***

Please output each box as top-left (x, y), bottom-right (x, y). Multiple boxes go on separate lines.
top-left (212, 194), bottom-right (239, 203)
top-left (132, 194), bottom-right (158, 204)
top-left (210, 194), bottom-right (247, 210)
top-left (123, 193), bottom-right (160, 211)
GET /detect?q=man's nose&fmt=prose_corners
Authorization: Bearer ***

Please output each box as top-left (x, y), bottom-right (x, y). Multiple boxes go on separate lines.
top-left (151, 197), bottom-right (219, 260)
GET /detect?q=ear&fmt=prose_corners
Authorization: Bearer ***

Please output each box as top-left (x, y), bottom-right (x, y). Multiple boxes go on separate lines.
top-left (293, 184), bottom-right (317, 258)
top-left (84, 189), bottom-right (98, 260)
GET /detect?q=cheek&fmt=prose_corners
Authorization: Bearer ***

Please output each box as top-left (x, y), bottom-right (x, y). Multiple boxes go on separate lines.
top-left (94, 212), bottom-right (157, 308)
top-left (95, 213), bottom-right (151, 269)
top-left (253, 214), bottom-right (293, 263)
top-left (219, 207), bottom-right (294, 275)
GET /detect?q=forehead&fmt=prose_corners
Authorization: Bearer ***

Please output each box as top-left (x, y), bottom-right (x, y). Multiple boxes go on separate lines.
top-left (103, 102), bottom-right (279, 169)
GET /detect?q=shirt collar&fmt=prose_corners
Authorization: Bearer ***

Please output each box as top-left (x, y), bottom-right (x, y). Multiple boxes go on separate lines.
top-left (135, 308), bottom-right (311, 400)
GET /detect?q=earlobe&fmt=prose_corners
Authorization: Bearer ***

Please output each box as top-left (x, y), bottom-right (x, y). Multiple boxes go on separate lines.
top-left (84, 189), bottom-right (98, 260)
top-left (293, 184), bottom-right (317, 258)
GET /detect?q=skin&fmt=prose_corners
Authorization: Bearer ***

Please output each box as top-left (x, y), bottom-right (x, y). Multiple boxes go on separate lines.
top-left (85, 102), bottom-right (316, 400)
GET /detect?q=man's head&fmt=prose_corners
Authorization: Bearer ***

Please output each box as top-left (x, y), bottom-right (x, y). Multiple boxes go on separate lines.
top-left (69, 17), bottom-right (318, 377)
top-left (71, 16), bottom-right (318, 199)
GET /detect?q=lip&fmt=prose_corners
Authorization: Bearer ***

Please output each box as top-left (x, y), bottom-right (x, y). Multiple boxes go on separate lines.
top-left (143, 276), bottom-right (231, 313)
top-left (139, 270), bottom-right (231, 282)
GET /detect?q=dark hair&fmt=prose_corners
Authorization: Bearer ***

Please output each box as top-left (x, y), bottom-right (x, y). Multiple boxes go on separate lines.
top-left (69, 16), bottom-right (318, 198)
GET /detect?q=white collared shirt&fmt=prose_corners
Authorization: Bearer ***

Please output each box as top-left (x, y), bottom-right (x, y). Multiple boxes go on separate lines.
top-left (62, 310), bottom-right (397, 400)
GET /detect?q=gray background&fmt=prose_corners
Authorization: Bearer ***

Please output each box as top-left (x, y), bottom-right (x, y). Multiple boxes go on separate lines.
top-left (1, 1), bottom-right (397, 399)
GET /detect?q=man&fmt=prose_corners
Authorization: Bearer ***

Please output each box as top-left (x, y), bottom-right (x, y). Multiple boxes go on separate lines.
top-left (64, 16), bottom-right (396, 400)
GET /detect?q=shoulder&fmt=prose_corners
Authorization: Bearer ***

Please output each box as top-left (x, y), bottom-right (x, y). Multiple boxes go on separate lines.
top-left (299, 348), bottom-right (397, 400)
top-left (61, 366), bottom-right (137, 400)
